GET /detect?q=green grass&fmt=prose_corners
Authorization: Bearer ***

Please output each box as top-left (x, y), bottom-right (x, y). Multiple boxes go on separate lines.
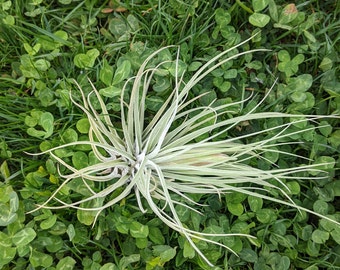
top-left (1, 0), bottom-right (340, 269)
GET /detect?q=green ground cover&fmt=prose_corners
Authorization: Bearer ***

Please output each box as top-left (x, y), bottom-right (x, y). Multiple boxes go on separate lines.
top-left (0, 0), bottom-right (340, 269)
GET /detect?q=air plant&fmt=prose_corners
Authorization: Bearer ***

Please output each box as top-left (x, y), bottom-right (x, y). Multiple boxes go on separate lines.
top-left (28, 35), bottom-right (339, 266)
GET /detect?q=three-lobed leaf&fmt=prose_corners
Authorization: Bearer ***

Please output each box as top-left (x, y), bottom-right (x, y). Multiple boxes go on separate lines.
top-left (26, 111), bottom-right (54, 139)
top-left (278, 50), bottom-right (305, 77)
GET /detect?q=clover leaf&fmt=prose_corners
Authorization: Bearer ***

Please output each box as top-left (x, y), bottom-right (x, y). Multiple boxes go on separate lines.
top-left (25, 110), bottom-right (54, 139)
top-left (278, 50), bottom-right (304, 77)
top-left (74, 48), bottom-right (100, 69)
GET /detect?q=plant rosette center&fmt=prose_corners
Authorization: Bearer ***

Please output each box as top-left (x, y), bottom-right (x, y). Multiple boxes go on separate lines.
top-left (28, 35), bottom-right (340, 266)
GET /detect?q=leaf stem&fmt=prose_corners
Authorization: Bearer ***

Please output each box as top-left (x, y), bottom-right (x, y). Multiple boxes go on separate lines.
top-left (236, 0), bottom-right (254, 14)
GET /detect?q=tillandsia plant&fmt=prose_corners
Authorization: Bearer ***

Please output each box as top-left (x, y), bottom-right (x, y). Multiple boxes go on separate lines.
top-left (28, 35), bottom-right (339, 266)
